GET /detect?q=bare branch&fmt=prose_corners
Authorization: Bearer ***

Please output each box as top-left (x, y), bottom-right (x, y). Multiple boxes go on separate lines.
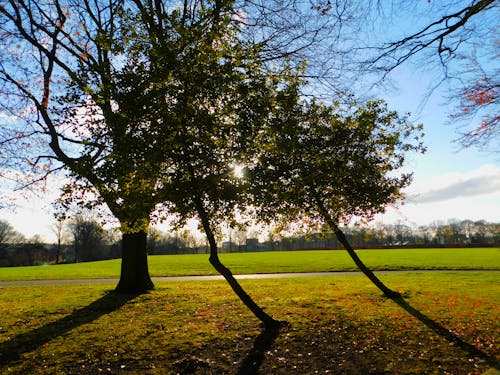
top-left (367, 0), bottom-right (496, 74)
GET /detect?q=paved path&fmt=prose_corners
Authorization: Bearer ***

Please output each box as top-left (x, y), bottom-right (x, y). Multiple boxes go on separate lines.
top-left (0, 269), bottom-right (497, 287)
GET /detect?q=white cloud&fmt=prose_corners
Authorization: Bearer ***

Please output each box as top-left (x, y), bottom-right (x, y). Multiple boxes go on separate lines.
top-left (376, 164), bottom-right (500, 225)
top-left (408, 164), bottom-right (500, 203)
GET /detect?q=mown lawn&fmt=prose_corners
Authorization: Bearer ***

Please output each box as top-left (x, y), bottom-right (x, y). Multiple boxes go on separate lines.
top-left (0, 248), bottom-right (498, 281)
top-left (0, 272), bottom-right (498, 374)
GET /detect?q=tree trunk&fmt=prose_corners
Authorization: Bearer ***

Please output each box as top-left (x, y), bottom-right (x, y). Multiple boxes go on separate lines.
top-left (208, 253), bottom-right (277, 327)
top-left (331, 223), bottom-right (400, 298)
top-left (55, 240), bottom-right (61, 264)
top-left (194, 197), bottom-right (279, 328)
top-left (115, 230), bottom-right (155, 293)
top-left (313, 196), bottom-right (400, 298)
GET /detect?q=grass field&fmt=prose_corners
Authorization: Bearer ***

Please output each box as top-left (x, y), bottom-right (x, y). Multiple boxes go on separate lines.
top-left (0, 248), bottom-right (499, 281)
top-left (0, 272), bottom-right (498, 374)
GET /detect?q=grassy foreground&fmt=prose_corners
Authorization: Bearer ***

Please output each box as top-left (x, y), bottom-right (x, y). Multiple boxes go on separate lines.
top-left (0, 248), bottom-right (499, 281)
top-left (0, 272), bottom-right (498, 374)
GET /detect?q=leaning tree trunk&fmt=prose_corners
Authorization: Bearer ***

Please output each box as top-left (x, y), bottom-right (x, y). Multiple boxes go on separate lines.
top-left (115, 230), bottom-right (155, 293)
top-left (331, 223), bottom-right (400, 298)
top-left (314, 198), bottom-right (400, 298)
top-left (194, 197), bottom-right (279, 328)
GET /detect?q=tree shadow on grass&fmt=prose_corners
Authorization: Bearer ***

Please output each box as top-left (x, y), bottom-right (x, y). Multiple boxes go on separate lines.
top-left (237, 322), bottom-right (287, 375)
top-left (390, 295), bottom-right (499, 370)
top-left (0, 290), bottom-right (138, 366)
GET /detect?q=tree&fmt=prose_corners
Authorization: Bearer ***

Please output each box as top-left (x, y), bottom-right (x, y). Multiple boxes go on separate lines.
top-left (0, 0), bottom-right (301, 295)
top-left (0, 219), bottom-right (26, 266)
top-left (0, 2), bottom-right (310, 332)
top-left (69, 215), bottom-right (107, 262)
top-left (0, 219), bottom-right (17, 244)
top-left (251, 99), bottom-right (425, 297)
top-left (160, 46), bottom-right (303, 329)
top-left (51, 215), bottom-right (69, 264)
top-left (1, 0), bottom-right (164, 290)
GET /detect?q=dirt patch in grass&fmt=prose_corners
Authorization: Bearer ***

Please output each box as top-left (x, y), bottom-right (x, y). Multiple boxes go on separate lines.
top-left (0, 273), bottom-right (498, 374)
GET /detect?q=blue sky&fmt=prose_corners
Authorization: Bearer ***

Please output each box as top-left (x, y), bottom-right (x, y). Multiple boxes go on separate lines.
top-left (369, 65), bottom-right (500, 226)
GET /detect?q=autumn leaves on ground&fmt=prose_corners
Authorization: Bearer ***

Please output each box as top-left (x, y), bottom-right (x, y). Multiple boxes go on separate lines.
top-left (1, 272), bottom-right (498, 374)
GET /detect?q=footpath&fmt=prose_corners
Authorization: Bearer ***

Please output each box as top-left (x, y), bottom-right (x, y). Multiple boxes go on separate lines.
top-left (0, 269), bottom-right (497, 287)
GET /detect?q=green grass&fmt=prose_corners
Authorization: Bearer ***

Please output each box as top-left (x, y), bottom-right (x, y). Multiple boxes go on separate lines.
top-left (0, 272), bottom-right (498, 374)
top-left (0, 248), bottom-right (498, 281)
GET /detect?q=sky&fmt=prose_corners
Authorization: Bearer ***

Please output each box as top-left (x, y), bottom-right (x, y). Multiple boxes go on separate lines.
top-left (370, 67), bottom-right (500, 227)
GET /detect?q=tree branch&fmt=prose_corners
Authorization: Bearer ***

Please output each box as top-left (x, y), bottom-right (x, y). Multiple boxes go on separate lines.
top-left (369, 0), bottom-right (496, 73)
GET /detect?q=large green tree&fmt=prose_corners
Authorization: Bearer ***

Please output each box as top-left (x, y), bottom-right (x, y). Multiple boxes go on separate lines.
top-left (250, 98), bottom-right (425, 297)
top-left (1, 0), bottom-right (165, 291)
top-left (0, 0), bottom-right (301, 295)
top-left (146, 4), bottom-right (300, 326)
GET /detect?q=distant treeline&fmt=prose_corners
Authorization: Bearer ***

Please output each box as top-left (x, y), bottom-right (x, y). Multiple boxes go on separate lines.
top-left (290, 219), bottom-right (500, 250)
top-left (0, 218), bottom-right (498, 267)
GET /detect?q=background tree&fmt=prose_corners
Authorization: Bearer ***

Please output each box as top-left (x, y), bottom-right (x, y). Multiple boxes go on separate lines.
top-left (146, 227), bottom-right (167, 255)
top-left (0, 219), bottom-right (25, 266)
top-left (51, 215), bottom-right (70, 264)
top-left (68, 215), bottom-right (107, 263)
top-left (22, 234), bottom-right (46, 266)
top-left (251, 99), bottom-right (425, 297)
top-left (0, 219), bottom-right (17, 244)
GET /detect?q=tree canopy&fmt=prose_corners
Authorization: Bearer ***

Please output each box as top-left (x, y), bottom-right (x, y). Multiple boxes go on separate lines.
top-left (0, 0), bottom-right (304, 301)
top-left (249, 98), bottom-right (425, 296)
top-left (251, 99), bottom-right (425, 224)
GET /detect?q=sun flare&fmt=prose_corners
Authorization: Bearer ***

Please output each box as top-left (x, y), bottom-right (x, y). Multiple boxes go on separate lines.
top-left (233, 164), bottom-right (245, 178)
